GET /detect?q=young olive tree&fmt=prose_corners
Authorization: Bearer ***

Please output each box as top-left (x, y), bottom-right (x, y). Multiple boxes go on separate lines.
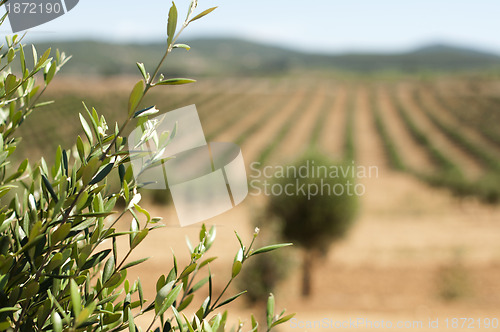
top-left (0, 3), bottom-right (293, 331)
top-left (267, 150), bottom-right (358, 297)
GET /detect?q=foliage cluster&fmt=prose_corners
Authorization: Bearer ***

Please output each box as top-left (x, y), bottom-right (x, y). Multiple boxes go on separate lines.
top-left (0, 4), bottom-right (293, 331)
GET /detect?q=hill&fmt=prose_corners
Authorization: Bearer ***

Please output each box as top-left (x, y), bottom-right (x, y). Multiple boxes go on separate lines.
top-left (25, 38), bottom-right (500, 76)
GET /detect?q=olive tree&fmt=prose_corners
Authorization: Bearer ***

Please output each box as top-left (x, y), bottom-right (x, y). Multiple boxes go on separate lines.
top-left (267, 150), bottom-right (358, 297)
top-left (0, 3), bottom-right (293, 331)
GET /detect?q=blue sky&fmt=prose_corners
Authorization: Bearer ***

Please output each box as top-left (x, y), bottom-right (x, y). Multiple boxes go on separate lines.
top-left (2, 0), bottom-right (500, 54)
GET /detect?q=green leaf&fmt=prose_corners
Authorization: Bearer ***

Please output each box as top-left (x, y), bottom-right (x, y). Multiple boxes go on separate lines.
top-left (76, 211), bottom-right (116, 218)
top-left (232, 248), bottom-right (243, 277)
top-left (272, 313), bottom-right (296, 327)
top-left (128, 307), bottom-right (136, 332)
top-left (104, 270), bottom-right (125, 288)
top-left (199, 257), bottom-right (217, 268)
top-left (131, 228), bottom-right (148, 249)
top-left (51, 223), bottom-right (71, 244)
top-left (77, 135), bottom-right (86, 162)
top-left (231, 261), bottom-right (242, 278)
top-left (138, 278), bottom-right (144, 307)
top-left (205, 226), bottom-right (216, 250)
top-left (79, 113), bottom-right (93, 144)
top-left (167, 2), bottom-right (178, 46)
top-left (134, 204), bottom-right (151, 223)
top-left (51, 312), bottom-right (62, 332)
top-left (183, 313), bottom-right (195, 332)
top-left (234, 231), bottom-right (244, 249)
top-left (33, 100), bottom-right (55, 108)
top-left (19, 158), bottom-right (29, 173)
top-left (173, 44), bottom-right (190, 51)
top-left (251, 243), bottom-right (292, 256)
top-left (120, 257), bottom-right (150, 270)
top-left (70, 279), bottom-right (81, 317)
top-left (251, 314), bottom-right (258, 331)
top-left (178, 262), bottom-right (197, 280)
top-left (215, 291), bottom-right (246, 309)
top-left (119, 164), bottom-right (126, 184)
top-left (89, 163), bottom-right (114, 185)
top-left (81, 249), bottom-right (111, 271)
top-left (267, 293), bottom-right (275, 327)
top-left (165, 267), bottom-right (176, 286)
top-left (62, 149), bottom-right (68, 176)
top-left (128, 80), bottom-right (144, 116)
top-left (36, 48), bottom-right (51, 69)
top-left (0, 186), bottom-right (14, 201)
top-left (4, 74), bottom-right (17, 94)
top-left (177, 293), bottom-right (194, 311)
top-left (76, 191), bottom-right (89, 211)
top-left (31, 45), bottom-right (38, 66)
top-left (189, 7), bottom-right (217, 23)
top-left (136, 62), bottom-right (147, 80)
top-left (156, 78), bottom-right (196, 85)
top-left (133, 105), bottom-right (159, 118)
top-left (103, 312), bottom-right (121, 325)
top-left (189, 276), bottom-right (209, 294)
top-left (171, 306), bottom-right (184, 332)
top-left (75, 301), bottom-right (96, 327)
top-left (45, 61), bottom-right (57, 84)
top-left (199, 224), bottom-right (207, 242)
top-left (103, 255), bottom-right (115, 283)
top-left (81, 158), bottom-right (100, 185)
top-left (155, 280), bottom-right (175, 314)
top-left (19, 44), bottom-right (26, 73)
top-left (219, 311), bottom-right (228, 331)
top-left (0, 307), bottom-right (20, 314)
top-left (42, 175), bottom-right (58, 202)
top-left (158, 283), bottom-right (183, 316)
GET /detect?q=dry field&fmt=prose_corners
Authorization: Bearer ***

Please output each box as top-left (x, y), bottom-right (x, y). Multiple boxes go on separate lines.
top-left (16, 75), bottom-right (500, 331)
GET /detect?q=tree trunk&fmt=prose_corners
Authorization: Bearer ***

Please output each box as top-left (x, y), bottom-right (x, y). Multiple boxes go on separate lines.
top-left (301, 250), bottom-right (314, 297)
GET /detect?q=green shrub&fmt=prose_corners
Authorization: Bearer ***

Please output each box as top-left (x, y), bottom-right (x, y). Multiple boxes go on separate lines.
top-left (0, 5), bottom-right (293, 331)
top-left (437, 252), bottom-right (471, 301)
top-left (267, 150), bottom-right (358, 297)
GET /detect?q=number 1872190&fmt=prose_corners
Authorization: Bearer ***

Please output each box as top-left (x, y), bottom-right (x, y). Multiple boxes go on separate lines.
top-left (444, 318), bottom-right (499, 329)
top-left (5, 2), bottom-right (63, 14)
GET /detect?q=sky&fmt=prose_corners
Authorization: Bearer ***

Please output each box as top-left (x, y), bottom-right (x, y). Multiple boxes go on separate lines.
top-left (1, 0), bottom-right (500, 55)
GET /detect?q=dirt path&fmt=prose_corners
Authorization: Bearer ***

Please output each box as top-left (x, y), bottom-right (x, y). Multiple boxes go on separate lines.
top-left (240, 88), bottom-right (309, 165)
top-left (267, 84), bottom-right (328, 164)
top-left (320, 85), bottom-right (348, 160)
top-left (377, 85), bottom-right (437, 173)
top-left (213, 92), bottom-right (286, 147)
top-left (398, 84), bottom-right (484, 179)
top-left (354, 85), bottom-right (387, 169)
top-left (203, 93), bottom-right (259, 138)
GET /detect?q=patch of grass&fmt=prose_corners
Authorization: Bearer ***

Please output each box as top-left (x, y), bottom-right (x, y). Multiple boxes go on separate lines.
top-left (437, 252), bottom-right (472, 301)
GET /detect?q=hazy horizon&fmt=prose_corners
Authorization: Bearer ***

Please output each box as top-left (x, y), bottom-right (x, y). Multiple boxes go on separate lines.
top-left (20, 35), bottom-right (500, 57)
top-left (2, 0), bottom-right (499, 56)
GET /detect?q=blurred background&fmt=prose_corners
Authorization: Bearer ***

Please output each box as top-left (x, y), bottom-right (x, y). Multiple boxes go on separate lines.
top-left (2, 0), bottom-right (500, 330)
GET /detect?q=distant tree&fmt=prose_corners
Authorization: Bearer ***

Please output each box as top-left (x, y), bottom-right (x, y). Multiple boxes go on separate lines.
top-left (267, 150), bottom-right (358, 297)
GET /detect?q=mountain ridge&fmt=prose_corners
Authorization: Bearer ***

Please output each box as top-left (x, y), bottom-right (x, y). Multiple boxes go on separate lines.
top-left (25, 38), bottom-right (500, 76)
